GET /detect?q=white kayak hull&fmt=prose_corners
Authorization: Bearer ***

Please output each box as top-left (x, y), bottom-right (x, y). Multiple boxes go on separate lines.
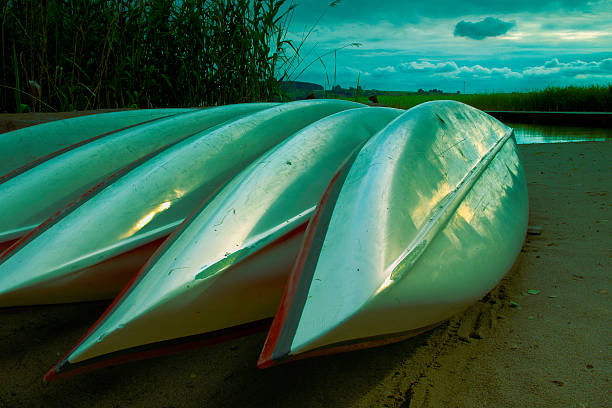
top-left (0, 100), bottom-right (364, 307)
top-left (259, 100), bottom-right (529, 367)
top-left (0, 103), bottom-right (275, 244)
top-left (44, 106), bottom-right (403, 380)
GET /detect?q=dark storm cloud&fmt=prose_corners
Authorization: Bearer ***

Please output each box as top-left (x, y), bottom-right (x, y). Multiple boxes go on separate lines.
top-left (453, 17), bottom-right (515, 40)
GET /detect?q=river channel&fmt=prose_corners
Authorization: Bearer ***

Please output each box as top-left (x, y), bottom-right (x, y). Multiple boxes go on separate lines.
top-left (508, 122), bottom-right (612, 144)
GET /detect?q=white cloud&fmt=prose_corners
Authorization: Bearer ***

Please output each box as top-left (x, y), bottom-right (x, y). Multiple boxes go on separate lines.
top-left (346, 66), bottom-right (371, 76)
top-left (375, 57), bottom-right (612, 83)
top-left (374, 66), bottom-right (397, 75)
top-left (453, 65), bottom-right (523, 79)
top-left (395, 60), bottom-right (520, 79)
top-left (523, 58), bottom-right (612, 77)
top-left (399, 61), bottom-right (435, 71)
top-left (398, 61), bottom-right (459, 74)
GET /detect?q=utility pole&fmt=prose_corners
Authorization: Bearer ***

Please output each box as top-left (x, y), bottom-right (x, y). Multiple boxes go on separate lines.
top-left (333, 50), bottom-right (337, 98)
top-left (334, 50), bottom-right (338, 87)
top-left (463, 81), bottom-right (466, 94)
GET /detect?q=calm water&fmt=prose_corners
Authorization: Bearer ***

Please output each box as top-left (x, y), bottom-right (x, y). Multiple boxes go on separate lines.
top-left (508, 123), bottom-right (612, 145)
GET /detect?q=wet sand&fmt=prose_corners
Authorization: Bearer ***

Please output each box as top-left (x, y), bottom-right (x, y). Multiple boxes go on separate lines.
top-left (0, 141), bottom-right (610, 407)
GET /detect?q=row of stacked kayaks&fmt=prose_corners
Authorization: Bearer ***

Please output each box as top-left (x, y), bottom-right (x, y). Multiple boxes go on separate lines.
top-left (0, 100), bottom-right (529, 380)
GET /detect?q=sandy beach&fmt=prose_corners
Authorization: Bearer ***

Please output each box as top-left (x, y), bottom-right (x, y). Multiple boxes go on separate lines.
top-left (0, 140), bottom-right (610, 408)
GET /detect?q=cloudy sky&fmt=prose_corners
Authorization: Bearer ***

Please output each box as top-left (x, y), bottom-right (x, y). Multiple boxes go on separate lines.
top-left (279, 0), bottom-right (612, 93)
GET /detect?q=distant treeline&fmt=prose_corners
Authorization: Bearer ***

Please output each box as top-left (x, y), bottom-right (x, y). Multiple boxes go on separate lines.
top-left (356, 85), bottom-right (612, 112)
top-left (1, 0), bottom-right (291, 113)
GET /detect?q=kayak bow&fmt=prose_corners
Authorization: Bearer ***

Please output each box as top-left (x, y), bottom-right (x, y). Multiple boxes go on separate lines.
top-left (259, 101), bottom-right (528, 367)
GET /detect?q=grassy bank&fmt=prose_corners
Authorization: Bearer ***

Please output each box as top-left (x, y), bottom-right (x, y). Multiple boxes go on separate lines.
top-left (1, 0), bottom-right (292, 113)
top-left (350, 85), bottom-right (612, 112)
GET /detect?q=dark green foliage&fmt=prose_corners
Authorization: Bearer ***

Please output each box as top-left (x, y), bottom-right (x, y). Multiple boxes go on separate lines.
top-left (1, 0), bottom-right (292, 112)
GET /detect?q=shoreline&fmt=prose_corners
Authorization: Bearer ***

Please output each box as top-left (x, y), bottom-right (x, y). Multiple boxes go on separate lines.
top-left (0, 141), bottom-right (610, 407)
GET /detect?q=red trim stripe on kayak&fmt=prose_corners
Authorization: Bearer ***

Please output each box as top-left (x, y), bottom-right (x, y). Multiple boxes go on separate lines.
top-left (45, 318), bottom-right (272, 382)
top-left (258, 146), bottom-right (362, 368)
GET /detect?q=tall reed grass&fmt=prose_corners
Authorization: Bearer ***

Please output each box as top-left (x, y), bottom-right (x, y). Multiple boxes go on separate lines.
top-left (1, 0), bottom-right (293, 112)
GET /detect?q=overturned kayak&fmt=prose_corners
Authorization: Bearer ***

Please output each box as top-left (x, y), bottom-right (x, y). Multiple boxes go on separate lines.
top-left (259, 100), bottom-right (528, 367)
top-left (44, 106), bottom-right (403, 380)
top-left (0, 103), bottom-right (275, 245)
top-left (0, 100), bottom-right (363, 307)
top-left (0, 108), bottom-right (195, 177)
